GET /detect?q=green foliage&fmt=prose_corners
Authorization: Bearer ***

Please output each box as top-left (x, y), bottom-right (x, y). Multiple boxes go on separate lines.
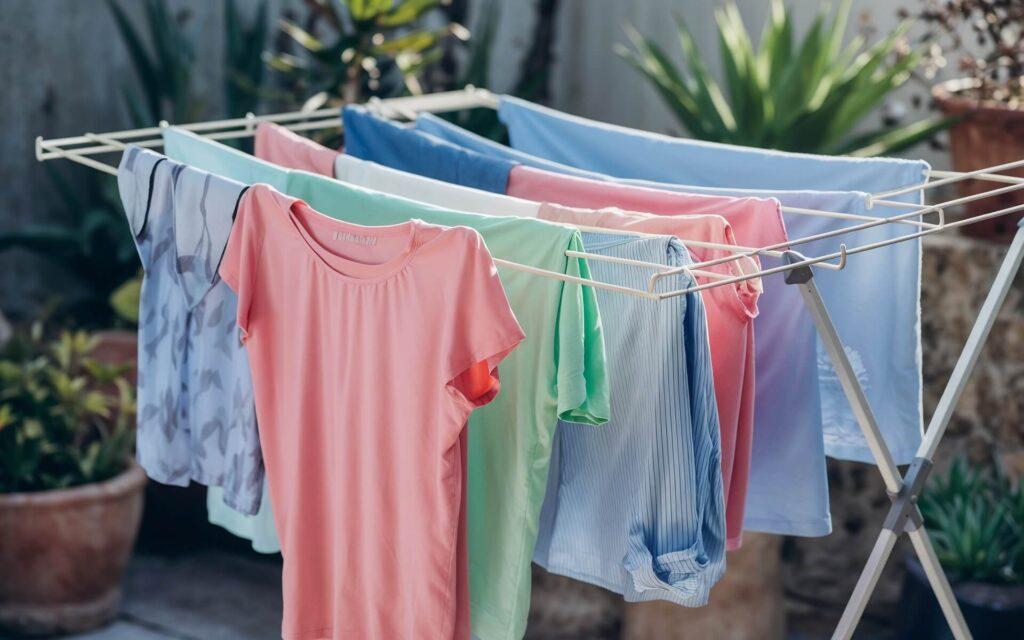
top-left (440, 0), bottom-right (560, 142)
top-left (106, 0), bottom-right (202, 126)
top-left (265, 0), bottom-right (468, 110)
top-left (616, 0), bottom-right (954, 156)
top-left (0, 329), bottom-right (135, 493)
top-left (225, 0), bottom-right (271, 118)
top-left (441, 0), bottom-right (504, 140)
top-left (0, 167), bottom-right (138, 328)
top-left (107, 0), bottom-right (273, 124)
top-left (109, 275), bottom-right (141, 325)
top-left (919, 457), bottom-right (1024, 585)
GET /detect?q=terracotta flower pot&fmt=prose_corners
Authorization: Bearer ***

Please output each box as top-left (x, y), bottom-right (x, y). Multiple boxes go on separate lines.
top-left (932, 79), bottom-right (1024, 242)
top-left (0, 463), bottom-right (146, 637)
top-left (91, 329), bottom-right (138, 383)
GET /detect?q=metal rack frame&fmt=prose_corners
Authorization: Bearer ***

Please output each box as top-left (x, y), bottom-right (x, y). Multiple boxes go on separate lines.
top-left (37, 88), bottom-right (1024, 640)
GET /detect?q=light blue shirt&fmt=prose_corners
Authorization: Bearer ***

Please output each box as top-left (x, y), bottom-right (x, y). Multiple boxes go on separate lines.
top-left (535, 231), bottom-right (725, 606)
top-left (118, 146), bottom-right (263, 515)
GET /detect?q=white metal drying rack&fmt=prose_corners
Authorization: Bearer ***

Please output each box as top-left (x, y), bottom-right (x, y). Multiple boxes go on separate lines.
top-left (37, 87), bottom-right (1024, 640)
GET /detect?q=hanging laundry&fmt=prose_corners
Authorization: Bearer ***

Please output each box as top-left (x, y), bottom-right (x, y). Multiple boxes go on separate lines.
top-left (342, 109), bottom-right (831, 539)
top-left (163, 127), bottom-right (610, 640)
top-left (118, 146), bottom-right (263, 515)
top-left (260, 123), bottom-right (743, 566)
top-left (254, 123), bottom-right (337, 176)
top-left (343, 106), bottom-right (513, 193)
top-left (541, 205), bottom-right (759, 550)
top-left (258, 121), bottom-right (539, 217)
top-left (502, 168), bottom-right (832, 539)
top-left (416, 107), bottom-right (926, 467)
top-left (537, 229), bottom-right (726, 605)
top-left (496, 96), bottom-right (929, 192)
top-left (222, 183), bottom-right (524, 639)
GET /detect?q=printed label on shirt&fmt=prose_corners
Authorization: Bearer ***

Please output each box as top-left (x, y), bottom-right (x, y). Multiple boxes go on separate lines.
top-left (333, 231), bottom-right (378, 246)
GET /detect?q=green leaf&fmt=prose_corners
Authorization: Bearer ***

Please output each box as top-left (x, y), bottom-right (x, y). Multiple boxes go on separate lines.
top-left (371, 28), bottom-right (444, 56)
top-left (279, 19), bottom-right (326, 53)
top-left (672, 14), bottom-right (737, 138)
top-left (109, 275), bottom-right (141, 325)
top-left (713, 4), bottom-right (762, 142)
top-left (106, 0), bottom-right (161, 122)
top-left (840, 115), bottom-right (958, 158)
top-left (618, 25), bottom-right (714, 139)
top-left (378, 0), bottom-right (444, 28)
top-left (348, 0), bottom-right (394, 22)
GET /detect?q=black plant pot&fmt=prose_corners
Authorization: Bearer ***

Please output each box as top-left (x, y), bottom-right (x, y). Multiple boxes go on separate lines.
top-left (898, 557), bottom-right (1024, 639)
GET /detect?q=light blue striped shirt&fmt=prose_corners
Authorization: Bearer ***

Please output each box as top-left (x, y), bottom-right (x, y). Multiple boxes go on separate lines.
top-left (534, 232), bottom-right (725, 606)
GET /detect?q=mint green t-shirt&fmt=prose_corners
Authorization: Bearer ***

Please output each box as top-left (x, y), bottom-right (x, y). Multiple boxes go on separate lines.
top-left (163, 128), bottom-right (609, 640)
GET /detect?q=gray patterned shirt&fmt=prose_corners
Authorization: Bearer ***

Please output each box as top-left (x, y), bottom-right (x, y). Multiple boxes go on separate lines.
top-left (119, 146), bottom-right (263, 514)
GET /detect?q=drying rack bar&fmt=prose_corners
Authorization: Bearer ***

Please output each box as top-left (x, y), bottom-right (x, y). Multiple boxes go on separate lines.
top-left (38, 85), bottom-right (938, 235)
top-left (33, 86), bottom-right (1024, 302)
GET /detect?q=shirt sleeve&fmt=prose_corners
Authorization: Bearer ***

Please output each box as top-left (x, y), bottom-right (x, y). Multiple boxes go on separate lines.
top-left (443, 229), bottom-right (526, 419)
top-left (555, 233), bottom-right (610, 425)
top-left (218, 188), bottom-right (264, 342)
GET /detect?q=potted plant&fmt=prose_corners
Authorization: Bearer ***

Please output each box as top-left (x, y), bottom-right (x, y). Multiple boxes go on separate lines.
top-left (0, 328), bottom-right (143, 637)
top-left (913, 0), bottom-right (1024, 241)
top-left (618, 0), bottom-right (951, 156)
top-left (899, 457), bottom-right (1024, 639)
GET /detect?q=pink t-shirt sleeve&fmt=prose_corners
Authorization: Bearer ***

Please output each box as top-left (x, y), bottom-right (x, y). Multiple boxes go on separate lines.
top-left (443, 229), bottom-right (526, 416)
top-left (219, 188), bottom-right (265, 341)
top-left (255, 122), bottom-right (340, 176)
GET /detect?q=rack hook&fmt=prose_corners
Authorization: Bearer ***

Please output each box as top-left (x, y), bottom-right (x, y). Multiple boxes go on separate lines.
top-left (647, 264), bottom-right (694, 294)
top-left (835, 243), bottom-right (848, 270)
top-left (245, 112), bottom-right (257, 133)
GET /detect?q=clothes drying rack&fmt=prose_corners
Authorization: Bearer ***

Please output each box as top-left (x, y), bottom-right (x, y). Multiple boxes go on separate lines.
top-left (36, 87), bottom-right (1024, 640)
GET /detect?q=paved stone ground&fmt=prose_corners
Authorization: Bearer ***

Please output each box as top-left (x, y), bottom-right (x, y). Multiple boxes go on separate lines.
top-left (58, 549), bottom-right (891, 640)
top-left (68, 551), bottom-right (283, 640)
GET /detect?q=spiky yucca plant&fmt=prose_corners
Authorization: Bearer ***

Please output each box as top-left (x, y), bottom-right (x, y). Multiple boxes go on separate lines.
top-left (919, 457), bottom-right (1024, 584)
top-left (617, 0), bottom-right (953, 157)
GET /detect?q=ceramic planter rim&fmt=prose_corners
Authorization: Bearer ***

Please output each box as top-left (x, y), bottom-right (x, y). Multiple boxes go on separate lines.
top-left (0, 461), bottom-right (146, 509)
top-left (932, 78), bottom-right (1024, 116)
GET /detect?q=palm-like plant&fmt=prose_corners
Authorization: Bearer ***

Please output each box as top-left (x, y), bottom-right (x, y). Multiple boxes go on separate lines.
top-left (106, 0), bottom-right (202, 126)
top-left (266, 0), bottom-right (469, 111)
top-left (617, 0), bottom-right (953, 157)
top-left (0, 168), bottom-right (139, 328)
top-left (918, 457), bottom-right (1024, 584)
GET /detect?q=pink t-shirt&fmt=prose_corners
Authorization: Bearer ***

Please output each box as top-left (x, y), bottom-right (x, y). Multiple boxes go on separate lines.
top-left (255, 122), bottom-right (338, 177)
top-left (509, 164), bottom-right (786, 242)
top-left (221, 184), bottom-right (525, 640)
top-left (538, 203), bottom-right (758, 551)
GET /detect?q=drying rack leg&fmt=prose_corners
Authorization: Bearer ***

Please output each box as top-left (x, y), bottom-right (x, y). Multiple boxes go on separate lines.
top-left (779, 239), bottom-right (1024, 640)
top-left (907, 526), bottom-right (971, 640)
top-left (832, 530), bottom-right (899, 639)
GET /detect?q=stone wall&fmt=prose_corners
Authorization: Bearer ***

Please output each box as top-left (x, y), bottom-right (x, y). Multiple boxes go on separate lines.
top-left (0, 0), bottom-right (294, 320)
